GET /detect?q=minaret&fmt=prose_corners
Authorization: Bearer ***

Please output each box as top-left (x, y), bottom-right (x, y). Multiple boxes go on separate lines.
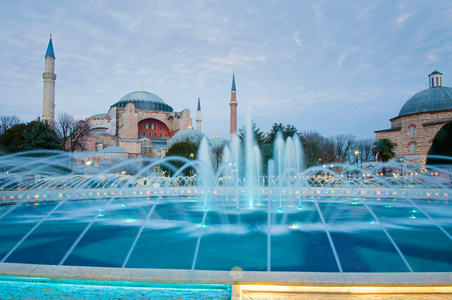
top-left (196, 97), bottom-right (202, 131)
top-left (229, 73), bottom-right (238, 139)
top-left (42, 36), bottom-right (56, 127)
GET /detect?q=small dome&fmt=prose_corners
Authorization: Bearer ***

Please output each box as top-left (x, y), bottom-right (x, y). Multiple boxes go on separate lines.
top-left (111, 90), bottom-right (173, 112)
top-left (399, 86), bottom-right (452, 116)
top-left (210, 136), bottom-right (228, 150)
top-left (100, 146), bottom-right (127, 153)
top-left (168, 129), bottom-right (210, 148)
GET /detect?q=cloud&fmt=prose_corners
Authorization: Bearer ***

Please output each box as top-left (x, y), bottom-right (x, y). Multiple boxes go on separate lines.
top-left (294, 31), bottom-right (303, 47)
top-left (396, 12), bottom-right (414, 24)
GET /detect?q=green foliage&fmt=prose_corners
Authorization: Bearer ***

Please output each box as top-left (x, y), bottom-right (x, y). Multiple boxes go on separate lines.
top-left (0, 123), bottom-right (26, 153)
top-left (164, 141), bottom-right (199, 176)
top-left (23, 121), bottom-right (61, 152)
top-left (0, 119), bottom-right (61, 154)
top-left (427, 122), bottom-right (452, 165)
top-left (268, 123), bottom-right (298, 144)
top-left (238, 121), bottom-right (265, 146)
top-left (372, 138), bottom-right (396, 162)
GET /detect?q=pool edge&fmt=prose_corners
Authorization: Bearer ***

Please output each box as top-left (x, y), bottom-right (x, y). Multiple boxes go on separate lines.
top-left (1, 262), bottom-right (451, 287)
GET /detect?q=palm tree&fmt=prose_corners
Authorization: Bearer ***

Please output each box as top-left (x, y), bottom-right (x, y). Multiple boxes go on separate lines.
top-left (372, 138), bottom-right (396, 175)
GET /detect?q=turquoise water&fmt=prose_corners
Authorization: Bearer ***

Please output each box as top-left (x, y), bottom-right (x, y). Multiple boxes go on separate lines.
top-left (0, 276), bottom-right (231, 299)
top-left (1, 196), bottom-right (452, 272)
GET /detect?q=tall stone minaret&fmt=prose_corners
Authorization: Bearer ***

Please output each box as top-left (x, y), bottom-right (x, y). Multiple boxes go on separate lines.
top-left (229, 73), bottom-right (238, 139)
top-left (196, 97), bottom-right (202, 131)
top-left (42, 36), bottom-right (56, 127)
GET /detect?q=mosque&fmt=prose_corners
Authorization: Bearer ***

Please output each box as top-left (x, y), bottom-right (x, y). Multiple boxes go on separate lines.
top-left (375, 70), bottom-right (452, 163)
top-left (42, 37), bottom-right (232, 164)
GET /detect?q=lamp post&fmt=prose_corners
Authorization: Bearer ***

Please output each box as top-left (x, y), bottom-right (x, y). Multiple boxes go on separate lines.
top-left (354, 150), bottom-right (360, 166)
top-left (189, 153), bottom-right (194, 176)
top-left (354, 150), bottom-right (360, 178)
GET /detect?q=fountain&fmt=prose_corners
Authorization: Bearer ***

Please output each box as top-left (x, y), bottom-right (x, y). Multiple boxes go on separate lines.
top-left (1, 129), bottom-right (452, 298)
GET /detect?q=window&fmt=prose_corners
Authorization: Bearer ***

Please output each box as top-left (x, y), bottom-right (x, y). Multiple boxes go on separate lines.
top-left (141, 140), bottom-right (151, 156)
top-left (159, 133), bottom-right (162, 137)
top-left (154, 132), bottom-right (157, 137)
top-left (148, 132), bottom-right (151, 137)
top-left (96, 138), bottom-right (100, 144)
top-left (110, 140), bottom-right (115, 146)
top-left (411, 143), bottom-right (416, 154)
top-left (103, 137), bottom-right (107, 145)
top-left (410, 126), bottom-right (415, 138)
top-left (160, 126), bottom-right (162, 130)
top-left (432, 77), bottom-right (434, 87)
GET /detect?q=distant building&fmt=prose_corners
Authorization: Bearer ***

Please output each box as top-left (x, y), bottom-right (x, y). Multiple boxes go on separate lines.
top-left (84, 87), bottom-right (192, 158)
top-left (40, 37), bottom-right (235, 166)
top-left (375, 71), bottom-right (452, 163)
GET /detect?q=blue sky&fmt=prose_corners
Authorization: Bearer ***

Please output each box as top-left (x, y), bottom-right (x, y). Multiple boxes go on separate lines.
top-left (2, 1), bottom-right (452, 140)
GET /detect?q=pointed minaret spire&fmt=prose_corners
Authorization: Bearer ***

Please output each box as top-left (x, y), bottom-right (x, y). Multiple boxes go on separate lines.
top-left (42, 35), bottom-right (56, 127)
top-left (196, 97), bottom-right (202, 132)
top-left (45, 35), bottom-right (55, 59)
top-left (141, 82), bottom-right (144, 91)
top-left (229, 73), bottom-right (238, 139)
top-left (231, 73), bottom-right (236, 92)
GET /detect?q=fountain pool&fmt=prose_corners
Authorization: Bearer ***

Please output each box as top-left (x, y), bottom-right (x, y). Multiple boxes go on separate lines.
top-left (1, 194), bottom-right (452, 273)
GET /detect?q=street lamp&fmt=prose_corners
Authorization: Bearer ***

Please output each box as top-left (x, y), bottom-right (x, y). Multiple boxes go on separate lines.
top-left (189, 153), bottom-right (194, 160)
top-left (354, 150), bottom-right (360, 165)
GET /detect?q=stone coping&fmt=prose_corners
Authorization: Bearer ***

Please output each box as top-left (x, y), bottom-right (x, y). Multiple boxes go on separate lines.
top-left (0, 263), bottom-right (451, 287)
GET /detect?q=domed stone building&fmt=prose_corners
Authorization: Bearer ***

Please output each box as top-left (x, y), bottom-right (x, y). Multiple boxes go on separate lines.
top-left (375, 71), bottom-right (452, 163)
top-left (84, 87), bottom-right (192, 158)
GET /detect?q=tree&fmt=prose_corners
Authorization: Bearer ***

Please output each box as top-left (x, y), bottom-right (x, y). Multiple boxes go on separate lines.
top-left (238, 121), bottom-right (265, 146)
top-left (23, 120), bottom-right (61, 152)
top-left (426, 122), bottom-right (452, 165)
top-left (267, 123), bottom-right (298, 144)
top-left (164, 141), bottom-right (199, 176)
top-left (55, 113), bottom-right (91, 151)
top-left (300, 131), bottom-right (330, 167)
top-left (355, 138), bottom-right (375, 162)
top-left (333, 134), bottom-right (356, 163)
top-left (372, 138), bottom-right (396, 175)
top-left (0, 123), bottom-right (26, 153)
top-left (0, 115), bottom-right (21, 135)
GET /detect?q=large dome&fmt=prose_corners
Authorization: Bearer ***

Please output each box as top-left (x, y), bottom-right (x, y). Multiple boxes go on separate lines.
top-left (111, 90), bottom-right (173, 112)
top-left (399, 86), bottom-right (452, 116)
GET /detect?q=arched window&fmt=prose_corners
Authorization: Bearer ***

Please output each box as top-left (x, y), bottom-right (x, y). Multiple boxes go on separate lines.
top-left (110, 140), bottom-right (115, 146)
top-left (410, 126), bottom-right (415, 138)
top-left (411, 143), bottom-right (416, 154)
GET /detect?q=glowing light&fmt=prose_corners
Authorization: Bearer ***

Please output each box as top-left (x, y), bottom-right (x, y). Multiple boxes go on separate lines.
top-left (385, 205), bottom-right (392, 208)
top-left (125, 218), bottom-right (135, 223)
top-left (121, 204), bottom-right (126, 207)
top-left (278, 207), bottom-right (283, 213)
top-left (410, 209), bottom-right (417, 213)
top-left (297, 206), bottom-right (303, 210)
top-left (351, 201), bottom-right (358, 205)
top-left (409, 215), bottom-right (416, 219)
top-left (98, 213), bottom-right (104, 217)
top-left (289, 223), bottom-right (298, 229)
